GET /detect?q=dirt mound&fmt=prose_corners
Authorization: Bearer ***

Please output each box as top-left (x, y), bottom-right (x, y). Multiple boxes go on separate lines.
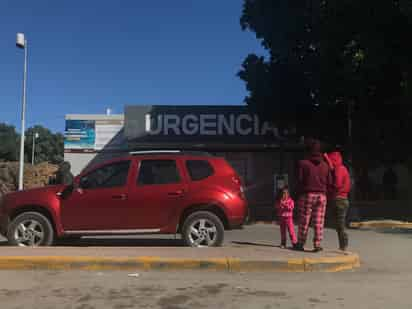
top-left (0, 162), bottom-right (58, 197)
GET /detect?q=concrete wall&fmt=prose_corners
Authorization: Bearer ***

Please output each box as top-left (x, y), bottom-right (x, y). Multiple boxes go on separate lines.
top-left (64, 153), bottom-right (97, 176)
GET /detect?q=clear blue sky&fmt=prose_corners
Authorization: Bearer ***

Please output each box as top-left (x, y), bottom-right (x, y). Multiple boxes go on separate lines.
top-left (0, 0), bottom-right (266, 133)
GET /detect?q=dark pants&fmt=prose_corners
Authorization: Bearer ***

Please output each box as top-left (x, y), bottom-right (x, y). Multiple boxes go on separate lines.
top-left (333, 198), bottom-right (349, 250)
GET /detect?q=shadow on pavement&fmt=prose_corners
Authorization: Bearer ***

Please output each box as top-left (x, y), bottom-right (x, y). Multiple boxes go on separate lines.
top-left (231, 241), bottom-right (278, 248)
top-left (0, 237), bottom-right (185, 247)
top-left (56, 238), bottom-right (185, 247)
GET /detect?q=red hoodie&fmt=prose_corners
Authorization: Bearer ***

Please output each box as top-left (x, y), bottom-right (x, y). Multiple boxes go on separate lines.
top-left (328, 152), bottom-right (351, 199)
top-left (297, 153), bottom-right (332, 194)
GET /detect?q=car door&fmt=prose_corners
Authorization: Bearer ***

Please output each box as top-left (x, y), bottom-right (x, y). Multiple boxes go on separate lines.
top-left (60, 160), bottom-right (131, 231)
top-left (127, 158), bottom-right (188, 229)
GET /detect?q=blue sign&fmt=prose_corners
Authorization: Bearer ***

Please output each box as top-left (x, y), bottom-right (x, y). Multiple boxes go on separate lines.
top-left (64, 120), bottom-right (96, 150)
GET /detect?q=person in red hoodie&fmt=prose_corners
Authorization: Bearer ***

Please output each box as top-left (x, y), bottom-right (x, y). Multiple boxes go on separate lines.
top-left (294, 139), bottom-right (332, 252)
top-left (325, 151), bottom-right (351, 251)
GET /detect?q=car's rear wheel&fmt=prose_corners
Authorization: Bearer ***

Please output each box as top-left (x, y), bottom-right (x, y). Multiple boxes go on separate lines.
top-left (182, 211), bottom-right (224, 247)
top-left (7, 212), bottom-right (54, 247)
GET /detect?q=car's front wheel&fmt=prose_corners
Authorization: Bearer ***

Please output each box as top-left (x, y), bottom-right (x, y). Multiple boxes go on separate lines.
top-left (7, 212), bottom-right (55, 247)
top-left (182, 211), bottom-right (224, 247)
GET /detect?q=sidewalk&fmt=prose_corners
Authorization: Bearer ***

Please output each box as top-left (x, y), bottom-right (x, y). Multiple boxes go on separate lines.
top-left (0, 245), bottom-right (360, 272)
top-left (349, 220), bottom-right (412, 230)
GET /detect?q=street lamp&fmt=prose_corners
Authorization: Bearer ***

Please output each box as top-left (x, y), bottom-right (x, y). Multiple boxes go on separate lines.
top-left (32, 132), bottom-right (39, 165)
top-left (16, 33), bottom-right (28, 190)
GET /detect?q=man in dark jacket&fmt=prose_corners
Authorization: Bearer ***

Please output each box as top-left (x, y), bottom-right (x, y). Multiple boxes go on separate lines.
top-left (294, 139), bottom-right (332, 252)
top-left (55, 161), bottom-right (74, 185)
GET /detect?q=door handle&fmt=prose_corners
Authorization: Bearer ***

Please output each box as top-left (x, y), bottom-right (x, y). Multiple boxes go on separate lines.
top-left (167, 190), bottom-right (184, 197)
top-left (112, 194), bottom-right (128, 200)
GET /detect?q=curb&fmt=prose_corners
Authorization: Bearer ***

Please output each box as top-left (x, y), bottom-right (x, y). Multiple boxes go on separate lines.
top-left (349, 220), bottom-right (412, 229)
top-left (0, 254), bottom-right (360, 272)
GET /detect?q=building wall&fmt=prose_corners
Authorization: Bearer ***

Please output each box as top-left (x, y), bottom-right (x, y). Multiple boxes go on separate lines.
top-left (215, 151), bottom-right (298, 220)
top-left (64, 152), bottom-right (97, 176)
top-left (64, 114), bottom-right (126, 175)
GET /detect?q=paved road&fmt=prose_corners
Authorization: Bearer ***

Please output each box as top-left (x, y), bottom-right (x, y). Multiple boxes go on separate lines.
top-left (0, 224), bottom-right (411, 308)
top-left (0, 268), bottom-right (411, 309)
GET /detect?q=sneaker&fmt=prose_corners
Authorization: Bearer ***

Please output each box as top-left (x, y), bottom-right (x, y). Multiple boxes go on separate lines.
top-left (280, 244), bottom-right (286, 249)
top-left (313, 247), bottom-right (323, 253)
top-left (292, 243), bottom-right (304, 251)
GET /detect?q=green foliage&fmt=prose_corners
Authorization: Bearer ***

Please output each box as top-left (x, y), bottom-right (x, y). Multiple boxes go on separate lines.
top-left (0, 123), bottom-right (63, 164)
top-left (239, 0), bottom-right (412, 162)
top-left (25, 126), bottom-right (64, 164)
top-left (0, 123), bottom-right (19, 161)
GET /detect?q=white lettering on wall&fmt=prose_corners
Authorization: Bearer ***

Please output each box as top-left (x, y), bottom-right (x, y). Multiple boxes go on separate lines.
top-left (144, 113), bottom-right (279, 137)
top-left (199, 114), bottom-right (217, 135)
top-left (261, 121), bottom-right (279, 137)
top-left (254, 115), bottom-right (260, 135)
top-left (236, 114), bottom-right (253, 135)
top-left (145, 114), bottom-right (162, 135)
top-left (163, 115), bottom-right (180, 135)
top-left (182, 115), bottom-right (198, 135)
top-left (217, 114), bottom-right (235, 135)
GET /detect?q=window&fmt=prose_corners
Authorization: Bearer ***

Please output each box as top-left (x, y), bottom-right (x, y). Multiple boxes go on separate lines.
top-left (186, 160), bottom-right (214, 181)
top-left (137, 160), bottom-right (181, 185)
top-left (80, 161), bottom-right (130, 189)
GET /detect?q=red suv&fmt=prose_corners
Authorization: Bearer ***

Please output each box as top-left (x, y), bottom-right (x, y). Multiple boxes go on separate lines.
top-left (0, 152), bottom-right (247, 247)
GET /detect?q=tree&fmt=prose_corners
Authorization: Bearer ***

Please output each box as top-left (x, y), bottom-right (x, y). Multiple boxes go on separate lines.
top-left (239, 0), bottom-right (321, 138)
top-left (25, 126), bottom-right (64, 164)
top-left (239, 0), bottom-right (412, 163)
top-left (0, 123), bottom-right (19, 162)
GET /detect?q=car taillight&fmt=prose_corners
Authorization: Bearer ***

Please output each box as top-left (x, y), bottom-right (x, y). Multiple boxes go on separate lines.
top-left (232, 176), bottom-right (245, 200)
top-left (239, 186), bottom-right (246, 200)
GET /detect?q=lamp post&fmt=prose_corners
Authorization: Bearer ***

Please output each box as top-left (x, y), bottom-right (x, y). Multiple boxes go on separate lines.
top-left (16, 33), bottom-right (28, 191)
top-left (32, 132), bottom-right (39, 165)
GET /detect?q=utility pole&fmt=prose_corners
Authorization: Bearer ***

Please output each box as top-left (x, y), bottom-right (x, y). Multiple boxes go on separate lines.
top-left (32, 132), bottom-right (39, 165)
top-left (16, 33), bottom-right (28, 191)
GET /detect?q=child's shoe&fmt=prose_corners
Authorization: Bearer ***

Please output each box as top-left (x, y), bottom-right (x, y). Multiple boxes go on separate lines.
top-left (292, 243), bottom-right (304, 251)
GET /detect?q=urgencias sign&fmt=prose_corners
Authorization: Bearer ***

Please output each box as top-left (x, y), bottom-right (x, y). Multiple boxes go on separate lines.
top-left (144, 113), bottom-right (279, 136)
top-left (125, 105), bottom-right (283, 145)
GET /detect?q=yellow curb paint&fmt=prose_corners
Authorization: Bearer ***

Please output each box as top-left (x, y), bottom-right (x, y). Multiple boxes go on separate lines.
top-left (286, 259), bottom-right (306, 272)
top-left (303, 254), bottom-right (360, 272)
top-left (0, 254), bottom-right (360, 272)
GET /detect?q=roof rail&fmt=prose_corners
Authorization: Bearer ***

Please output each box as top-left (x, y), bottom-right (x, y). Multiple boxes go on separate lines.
top-left (129, 150), bottom-right (213, 156)
top-left (129, 150), bottom-right (181, 155)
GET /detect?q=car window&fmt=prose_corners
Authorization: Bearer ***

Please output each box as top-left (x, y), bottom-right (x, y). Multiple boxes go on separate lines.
top-left (186, 160), bottom-right (214, 181)
top-left (80, 161), bottom-right (130, 189)
top-left (137, 160), bottom-right (181, 185)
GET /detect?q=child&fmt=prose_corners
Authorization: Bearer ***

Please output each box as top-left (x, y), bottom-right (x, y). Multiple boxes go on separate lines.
top-left (275, 186), bottom-right (297, 248)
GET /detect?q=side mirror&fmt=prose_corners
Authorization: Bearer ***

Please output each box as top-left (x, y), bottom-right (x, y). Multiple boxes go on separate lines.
top-left (79, 177), bottom-right (91, 189)
top-left (57, 184), bottom-right (74, 199)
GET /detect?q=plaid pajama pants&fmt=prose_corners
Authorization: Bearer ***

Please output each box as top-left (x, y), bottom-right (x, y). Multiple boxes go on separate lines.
top-left (297, 193), bottom-right (327, 248)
